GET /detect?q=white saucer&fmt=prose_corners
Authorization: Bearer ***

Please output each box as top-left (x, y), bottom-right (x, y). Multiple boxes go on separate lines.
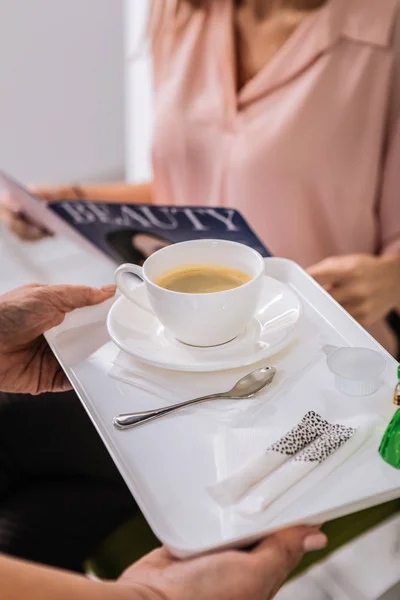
top-left (107, 276), bottom-right (301, 372)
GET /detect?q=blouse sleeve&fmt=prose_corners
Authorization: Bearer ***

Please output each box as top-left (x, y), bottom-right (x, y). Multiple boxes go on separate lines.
top-left (379, 116), bottom-right (400, 256)
top-left (379, 7), bottom-right (400, 257)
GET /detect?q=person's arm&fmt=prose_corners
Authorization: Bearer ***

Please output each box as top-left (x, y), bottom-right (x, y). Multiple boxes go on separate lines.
top-left (308, 116), bottom-right (400, 327)
top-left (308, 115), bottom-right (400, 328)
top-left (65, 181), bottom-right (153, 204)
top-left (0, 284), bottom-right (116, 395)
top-left (307, 253), bottom-right (400, 328)
top-left (1, 526), bottom-right (327, 600)
top-left (0, 554), bottom-right (143, 600)
top-left (378, 115), bottom-right (400, 312)
top-left (0, 181), bottom-right (153, 241)
top-left (309, 15), bottom-right (400, 325)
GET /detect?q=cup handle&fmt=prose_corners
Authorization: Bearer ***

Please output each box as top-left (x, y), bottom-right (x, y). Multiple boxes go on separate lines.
top-left (115, 263), bottom-right (153, 314)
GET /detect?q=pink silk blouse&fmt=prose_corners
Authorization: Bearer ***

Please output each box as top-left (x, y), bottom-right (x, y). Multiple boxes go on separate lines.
top-left (150, 0), bottom-right (400, 353)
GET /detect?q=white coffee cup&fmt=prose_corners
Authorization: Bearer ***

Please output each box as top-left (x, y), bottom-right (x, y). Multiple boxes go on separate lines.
top-left (115, 239), bottom-right (265, 347)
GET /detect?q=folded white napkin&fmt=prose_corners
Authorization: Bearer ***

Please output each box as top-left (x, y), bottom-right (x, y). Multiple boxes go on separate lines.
top-left (209, 413), bottom-right (377, 512)
top-left (208, 411), bottom-right (332, 505)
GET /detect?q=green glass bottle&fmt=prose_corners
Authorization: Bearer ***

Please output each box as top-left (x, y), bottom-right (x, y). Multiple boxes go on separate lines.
top-left (379, 365), bottom-right (400, 468)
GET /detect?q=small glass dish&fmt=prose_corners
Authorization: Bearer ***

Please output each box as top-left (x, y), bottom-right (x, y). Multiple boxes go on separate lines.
top-left (325, 346), bottom-right (386, 397)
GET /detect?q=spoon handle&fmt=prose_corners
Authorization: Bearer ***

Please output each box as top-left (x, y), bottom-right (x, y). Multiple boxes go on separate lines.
top-left (113, 393), bottom-right (224, 430)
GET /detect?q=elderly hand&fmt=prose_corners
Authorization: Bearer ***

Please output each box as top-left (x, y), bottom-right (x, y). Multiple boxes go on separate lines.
top-left (118, 527), bottom-right (327, 600)
top-left (0, 283), bottom-right (115, 394)
top-left (308, 254), bottom-right (400, 327)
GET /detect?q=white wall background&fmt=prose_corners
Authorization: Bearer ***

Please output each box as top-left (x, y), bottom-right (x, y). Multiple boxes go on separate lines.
top-left (125, 0), bottom-right (153, 183)
top-left (0, 0), bottom-right (125, 184)
top-left (0, 0), bottom-right (125, 291)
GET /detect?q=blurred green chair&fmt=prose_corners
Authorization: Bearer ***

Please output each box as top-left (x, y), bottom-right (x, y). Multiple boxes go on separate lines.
top-left (86, 499), bottom-right (400, 580)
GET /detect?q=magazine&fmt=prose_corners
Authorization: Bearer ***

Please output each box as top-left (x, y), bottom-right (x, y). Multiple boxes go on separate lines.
top-left (0, 171), bottom-right (270, 265)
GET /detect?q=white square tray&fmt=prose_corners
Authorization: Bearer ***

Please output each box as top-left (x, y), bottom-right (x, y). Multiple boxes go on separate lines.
top-left (45, 258), bottom-right (400, 558)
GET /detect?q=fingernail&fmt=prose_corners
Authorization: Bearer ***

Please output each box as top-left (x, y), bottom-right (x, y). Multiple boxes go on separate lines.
top-left (100, 284), bottom-right (116, 293)
top-left (303, 533), bottom-right (328, 552)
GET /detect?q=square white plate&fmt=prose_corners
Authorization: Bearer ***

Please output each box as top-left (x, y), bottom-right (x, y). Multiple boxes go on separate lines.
top-left (45, 258), bottom-right (400, 558)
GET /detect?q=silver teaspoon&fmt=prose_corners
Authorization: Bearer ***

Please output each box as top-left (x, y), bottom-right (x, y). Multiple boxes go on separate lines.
top-left (112, 366), bottom-right (276, 430)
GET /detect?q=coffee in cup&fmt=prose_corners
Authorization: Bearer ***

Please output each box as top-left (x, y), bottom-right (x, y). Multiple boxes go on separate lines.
top-left (155, 264), bottom-right (252, 293)
top-left (115, 239), bottom-right (265, 347)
